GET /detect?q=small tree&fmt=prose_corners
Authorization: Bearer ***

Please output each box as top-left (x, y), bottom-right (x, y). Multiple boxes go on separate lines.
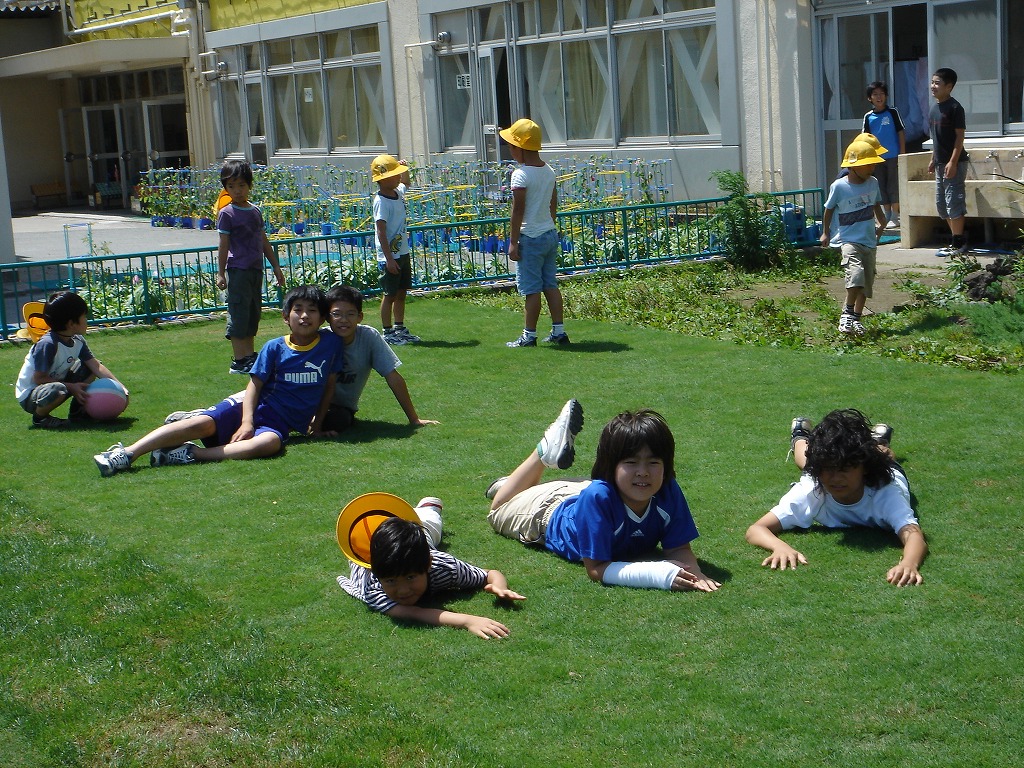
top-left (709, 170), bottom-right (793, 271)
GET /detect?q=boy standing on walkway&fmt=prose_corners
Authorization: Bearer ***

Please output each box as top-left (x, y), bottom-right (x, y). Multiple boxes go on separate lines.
top-left (862, 81), bottom-right (905, 228)
top-left (499, 119), bottom-right (569, 347)
top-left (928, 67), bottom-right (970, 257)
top-left (820, 140), bottom-right (888, 336)
top-left (216, 160), bottom-right (286, 374)
top-left (371, 155), bottom-right (420, 346)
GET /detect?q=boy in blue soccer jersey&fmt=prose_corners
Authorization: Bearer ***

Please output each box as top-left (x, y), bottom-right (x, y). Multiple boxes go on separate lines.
top-left (862, 81), bottom-right (905, 228)
top-left (93, 285), bottom-right (343, 476)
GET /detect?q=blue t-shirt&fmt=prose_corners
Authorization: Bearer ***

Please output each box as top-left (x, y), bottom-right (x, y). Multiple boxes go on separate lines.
top-left (862, 106), bottom-right (904, 160)
top-left (824, 175), bottom-right (881, 248)
top-left (217, 203), bottom-right (267, 270)
top-left (543, 478), bottom-right (699, 563)
top-left (249, 329), bottom-right (345, 433)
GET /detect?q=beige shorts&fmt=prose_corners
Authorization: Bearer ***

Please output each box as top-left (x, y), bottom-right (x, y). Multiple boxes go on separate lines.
top-left (487, 480), bottom-right (590, 545)
top-left (841, 242), bottom-right (877, 298)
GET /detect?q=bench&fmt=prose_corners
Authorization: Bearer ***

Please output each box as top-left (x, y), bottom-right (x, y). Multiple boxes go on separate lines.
top-left (31, 181), bottom-right (67, 208)
top-left (95, 181), bottom-right (123, 208)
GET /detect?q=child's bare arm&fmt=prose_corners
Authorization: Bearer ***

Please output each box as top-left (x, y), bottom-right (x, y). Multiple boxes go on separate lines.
top-left (375, 219), bottom-right (398, 274)
top-left (216, 233), bottom-right (230, 290)
top-left (887, 523), bottom-right (927, 587)
top-left (309, 372), bottom-right (338, 437)
top-left (231, 378), bottom-right (262, 443)
top-left (262, 234), bottom-right (285, 287)
top-left (662, 544), bottom-right (721, 592)
top-left (383, 369), bottom-right (439, 426)
top-left (385, 605), bottom-right (512, 639)
top-left (482, 570), bottom-right (526, 601)
top-left (507, 188), bottom-right (526, 261)
top-left (820, 208), bottom-right (834, 247)
top-left (746, 512), bottom-right (808, 570)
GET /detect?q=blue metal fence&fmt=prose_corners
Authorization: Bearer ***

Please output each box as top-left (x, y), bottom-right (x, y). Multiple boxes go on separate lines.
top-left (1, 188), bottom-right (822, 340)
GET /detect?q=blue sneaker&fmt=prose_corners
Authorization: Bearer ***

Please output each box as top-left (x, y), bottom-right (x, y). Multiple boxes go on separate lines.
top-left (543, 331), bottom-right (570, 345)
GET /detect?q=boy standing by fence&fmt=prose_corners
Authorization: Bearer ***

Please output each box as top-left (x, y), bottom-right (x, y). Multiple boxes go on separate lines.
top-left (371, 155), bottom-right (420, 346)
top-left (820, 140), bottom-right (888, 336)
top-left (499, 119), bottom-right (569, 347)
top-left (216, 159), bottom-right (286, 375)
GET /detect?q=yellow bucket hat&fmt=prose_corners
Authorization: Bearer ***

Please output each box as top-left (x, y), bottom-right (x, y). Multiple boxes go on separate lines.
top-left (499, 118), bottom-right (542, 151)
top-left (841, 140), bottom-right (886, 168)
top-left (852, 132), bottom-right (889, 156)
top-left (370, 154), bottom-right (408, 183)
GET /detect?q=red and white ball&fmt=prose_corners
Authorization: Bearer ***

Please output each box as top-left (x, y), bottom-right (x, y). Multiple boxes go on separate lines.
top-left (85, 378), bottom-right (128, 421)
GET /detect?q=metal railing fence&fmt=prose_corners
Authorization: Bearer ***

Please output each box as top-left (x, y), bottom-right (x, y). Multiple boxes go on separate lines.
top-left (1, 188), bottom-right (822, 339)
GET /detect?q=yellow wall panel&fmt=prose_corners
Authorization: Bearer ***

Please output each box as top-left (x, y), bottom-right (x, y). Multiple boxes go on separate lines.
top-left (208, 0), bottom-right (377, 32)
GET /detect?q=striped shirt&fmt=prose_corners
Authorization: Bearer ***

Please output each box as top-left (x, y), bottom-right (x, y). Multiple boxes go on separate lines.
top-left (337, 550), bottom-right (488, 614)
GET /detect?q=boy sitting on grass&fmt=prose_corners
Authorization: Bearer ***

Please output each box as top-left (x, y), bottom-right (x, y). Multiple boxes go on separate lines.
top-left (338, 499), bottom-right (525, 639)
top-left (15, 291), bottom-right (127, 429)
top-left (163, 284), bottom-right (438, 434)
top-left (93, 285), bottom-right (343, 476)
top-left (745, 409), bottom-right (927, 586)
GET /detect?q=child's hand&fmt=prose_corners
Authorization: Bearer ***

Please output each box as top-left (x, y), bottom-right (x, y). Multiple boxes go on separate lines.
top-left (668, 566), bottom-right (720, 592)
top-left (385, 258), bottom-right (399, 275)
top-left (508, 241), bottom-right (520, 261)
top-left (484, 583), bottom-right (526, 602)
top-left (229, 423), bottom-right (255, 443)
top-left (886, 562), bottom-right (923, 587)
top-left (273, 268), bottom-right (285, 288)
top-left (819, 232), bottom-right (829, 248)
top-left (412, 418), bottom-right (441, 427)
top-left (216, 273), bottom-right (227, 290)
top-left (462, 615), bottom-right (512, 639)
top-left (67, 381), bottom-right (89, 402)
top-left (760, 545), bottom-right (808, 571)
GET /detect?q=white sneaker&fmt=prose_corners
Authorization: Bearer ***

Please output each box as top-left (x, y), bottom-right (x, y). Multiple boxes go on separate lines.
top-left (850, 318), bottom-right (866, 336)
top-left (537, 399), bottom-right (584, 469)
top-left (885, 218), bottom-right (899, 229)
top-left (838, 313), bottom-right (855, 334)
top-left (395, 327), bottom-right (421, 343)
top-left (415, 497), bottom-right (443, 547)
top-left (151, 442), bottom-right (197, 467)
top-left (164, 408), bottom-right (208, 424)
top-left (383, 330), bottom-right (408, 346)
top-left (95, 442), bottom-right (132, 477)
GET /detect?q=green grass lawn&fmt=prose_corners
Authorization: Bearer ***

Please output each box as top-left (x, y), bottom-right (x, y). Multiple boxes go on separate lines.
top-left (1, 296), bottom-right (1021, 767)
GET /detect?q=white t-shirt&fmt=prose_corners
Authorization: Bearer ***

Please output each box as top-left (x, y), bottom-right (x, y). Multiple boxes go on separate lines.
top-left (510, 163), bottom-right (557, 238)
top-left (771, 472), bottom-right (917, 534)
top-left (372, 183), bottom-right (410, 258)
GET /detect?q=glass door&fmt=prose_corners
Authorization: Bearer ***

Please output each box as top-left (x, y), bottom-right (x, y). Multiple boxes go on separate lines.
top-left (143, 98), bottom-right (189, 169)
top-left (476, 45), bottom-right (512, 165)
top-left (83, 105), bottom-right (127, 207)
top-left (930, 0), bottom-right (1000, 133)
top-left (59, 108), bottom-right (88, 206)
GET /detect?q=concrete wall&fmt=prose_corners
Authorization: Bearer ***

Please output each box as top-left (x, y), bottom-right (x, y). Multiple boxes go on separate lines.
top-left (0, 78), bottom-right (66, 211)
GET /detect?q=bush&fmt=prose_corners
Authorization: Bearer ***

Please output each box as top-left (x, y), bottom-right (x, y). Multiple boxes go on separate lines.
top-left (709, 170), bottom-right (795, 271)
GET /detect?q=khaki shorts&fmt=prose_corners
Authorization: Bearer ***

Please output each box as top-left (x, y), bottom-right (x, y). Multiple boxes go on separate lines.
top-left (487, 480), bottom-right (590, 545)
top-left (841, 242), bottom-right (877, 298)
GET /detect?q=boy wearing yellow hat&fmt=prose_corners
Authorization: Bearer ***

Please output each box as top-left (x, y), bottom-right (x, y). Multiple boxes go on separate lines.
top-left (498, 118), bottom-right (569, 347)
top-left (820, 140), bottom-right (889, 335)
top-left (370, 154), bottom-right (419, 346)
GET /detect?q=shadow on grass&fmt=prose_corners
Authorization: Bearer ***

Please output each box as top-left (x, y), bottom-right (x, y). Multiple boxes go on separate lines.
top-left (791, 525), bottom-right (898, 553)
top-left (413, 339), bottom-right (481, 349)
top-left (544, 340), bottom-right (632, 353)
top-left (335, 419), bottom-right (419, 443)
top-left (886, 311), bottom-right (965, 337)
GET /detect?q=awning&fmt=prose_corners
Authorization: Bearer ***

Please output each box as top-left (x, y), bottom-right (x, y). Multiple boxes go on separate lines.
top-left (0, 36), bottom-right (188, 79)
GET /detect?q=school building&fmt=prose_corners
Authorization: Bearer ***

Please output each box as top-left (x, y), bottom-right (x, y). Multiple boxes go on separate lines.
top-left (0, 1), bottom-right (1021, 259)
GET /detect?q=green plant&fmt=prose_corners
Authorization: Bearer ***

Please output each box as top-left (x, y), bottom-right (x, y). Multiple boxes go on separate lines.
top-left (709, 170), bottom-right (795, 271)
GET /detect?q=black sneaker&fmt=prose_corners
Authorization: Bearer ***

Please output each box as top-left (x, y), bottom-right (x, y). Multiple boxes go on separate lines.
top-left (506, 333), bottom-right (537, 348)
top-left (543, 332), bottom-right (571, 345)
top-left (871, 423), bottom-right (894, 446)
top-left (229, 353), bottom-right (258, 375)
top-left (32, 414), bottom-right (70, 429)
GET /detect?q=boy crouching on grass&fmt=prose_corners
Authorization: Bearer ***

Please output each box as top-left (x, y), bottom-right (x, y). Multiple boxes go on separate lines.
top-left (745, 409), bottom-right (927, 586)
top-left (93, 285), bottom-right (343, 476)
top-left (15, 291), bottom-right (128, 429)
top-left (338, 498), bottom-right (525, 639)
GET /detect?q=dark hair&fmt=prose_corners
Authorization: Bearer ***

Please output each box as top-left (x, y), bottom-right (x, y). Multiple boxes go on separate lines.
top-left (282, 285), bottom-right (328, 317)
top-left (325, 284), bottom-right (364, 313)
top-left (866, 81), bottom-right (888, 98)
top-left (591, 409), bottom-right (675, 483)
top-left (804, 409), bottom-right (894, 490)
top-left (220, 159), bottom-right (254, 187)
top-left (370, 517), bottom-right (431, 579)
top-left (43, 290), bottom-right (89, 332)
top-left (933, 68), bottom-right (958, 87)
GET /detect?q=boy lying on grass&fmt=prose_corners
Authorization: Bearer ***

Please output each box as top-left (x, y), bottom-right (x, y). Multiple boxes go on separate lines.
top-left (745, 409), bottom-right (927, 586)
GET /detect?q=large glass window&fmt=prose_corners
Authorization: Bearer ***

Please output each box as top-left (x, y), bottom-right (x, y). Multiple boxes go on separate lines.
top-left (1008, 0), bottom-right (1024, 125)
top-left (933, 0), bottom-right (999, 133)
top-left (618, 31), bottom-right (666, 138)
top-left (438, 54), bottom-right (475, 148)
top-left (668, 25), bottom-right (719, 136)
top-left (523, 43), bottom-right (567, 143)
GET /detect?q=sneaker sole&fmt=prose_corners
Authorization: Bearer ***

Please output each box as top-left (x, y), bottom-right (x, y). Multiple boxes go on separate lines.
top-left (485, 476), bottom-right (509, 500)
top-left (547, 400), bottom-right (585, 470)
